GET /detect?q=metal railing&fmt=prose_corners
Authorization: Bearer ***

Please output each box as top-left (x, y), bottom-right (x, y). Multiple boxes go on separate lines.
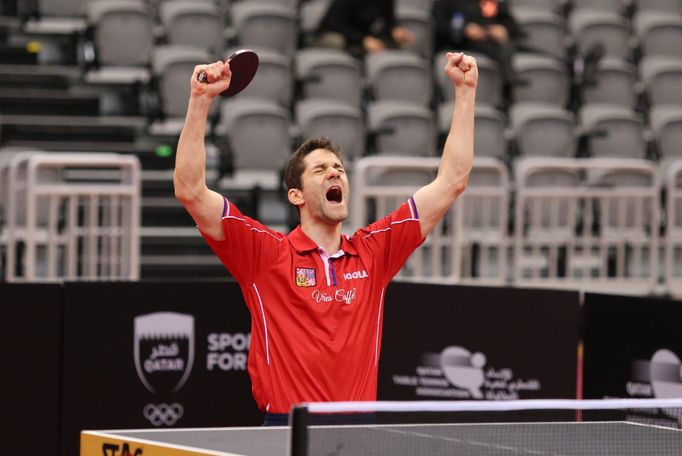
top-left (351, 156), bottom-right (509, 285)
top-left (514, 158), bottom-right (659, 295)
top-left (0, 151), bottom-right (141, 282)
top-left (351, 156), bottom-right (676, 296)
top-left (665, 160), bottom-right (682, 297)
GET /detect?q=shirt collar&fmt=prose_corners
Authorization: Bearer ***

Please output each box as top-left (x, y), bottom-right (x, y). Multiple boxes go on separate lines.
top-left (288, 226), bottom-right (358, 256)
top-left (339, 233), bottom-right (359, 256)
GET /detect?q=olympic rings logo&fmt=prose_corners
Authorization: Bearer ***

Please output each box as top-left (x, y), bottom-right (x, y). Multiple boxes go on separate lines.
top-left (143, 402), bottom-right (184, 426)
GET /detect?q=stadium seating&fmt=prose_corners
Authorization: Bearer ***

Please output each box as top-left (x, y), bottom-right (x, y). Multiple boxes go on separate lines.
top-left (367, 101), bottom-right (436, 156)
top-left (0, 0), bottom-right (681, 293)
top-left (159, 0), bottom-right (224, 54)
top-left (295, 98), bottom-right (366, 162)
top-left (295, 48), bottom-right (363, 107)
top-left (237, 47), bottom-right (293, 107)
top-left (366, 50), bottom-right (432, 105)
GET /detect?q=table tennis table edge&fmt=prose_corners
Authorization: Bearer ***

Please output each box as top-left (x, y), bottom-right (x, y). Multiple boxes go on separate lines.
top-left (81, 430), bottom-right (249, 456)
top-left (81, 420), bottom-right (682, 456)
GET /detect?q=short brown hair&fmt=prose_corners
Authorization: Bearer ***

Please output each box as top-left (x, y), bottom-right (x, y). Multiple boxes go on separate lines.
top-left (285, 136), bottom-right (344, 191)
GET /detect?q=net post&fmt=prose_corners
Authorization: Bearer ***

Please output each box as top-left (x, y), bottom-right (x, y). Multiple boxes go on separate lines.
top-left (289, 405), bottom-right (309, 456)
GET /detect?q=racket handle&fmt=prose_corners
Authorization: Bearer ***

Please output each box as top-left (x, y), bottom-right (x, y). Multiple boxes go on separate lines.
top-left (197, 53), bottom-right (237, 84)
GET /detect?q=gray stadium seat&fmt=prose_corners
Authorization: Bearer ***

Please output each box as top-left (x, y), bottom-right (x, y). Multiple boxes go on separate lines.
top-left (396, 6), bottom-right (434, 58)
top-left (24, 0), bottom-right (87, 36)
top-left (472, 106), bottom-right (508, 161)
top-left (396, 0), bottom-right (435, 9)
top-left (509, 0), bottom-right (563, 13)
top-left (640, 56), bottom-right (682, 106)
top-left (634, 12), bottom-right (682, 58)
top-left (581, 57), bottom-right (638, 108)
top-left (366, 165), bottom-right (436, 186)
top-left (39, 0), bottom-right (84, 16)
top-left (299, 0), bottom-right (332, 41)
top-left (572, 0), bottom-right (629, 12)
top-left (650, 106), bottom-right (682, 161)
top-left (215, 98), bottom-right (291, 171)
top-left (512, 54), bottom-right (570, 106)
top-left (159, 0), bottom-right (224, 54)
top-left (434, 52), bottom-right (502, 107)
top-left (365, 50), bottom-right (432, 105)
top-left (439, 103), bottom-right (508, 160)
top-left (295, 99), bottom-right (366, 162)
top-left (85, 0), bottom-right (154, 83)
top-left (231, 2), bottom-right (297, 55)
top-left (570, 9), bottom-right (632, 60)
top-left (152, 45), bottom-right (212, 120)
top-left (636, 0), bottom-right (682, 13)
top-left (514, 8), bottom-right (567, 61)
top-left (295, 48), bottom-right (363, 107)
top-left (580, 104), bottom-right (647, 158)
top-left (236, 47), bottom-right (293, 107)
top-left (589, 168), bottom-right (655, 191)
top-left (88, 0), bottom-right (153, 66)
top-left (368, 101), bottom-right (436, 156)
top-left (234, 0), bottom-right (298, 8)
top-left (511, 103), bottom-right (577, 158)
top-left (524, 166), bottom-right (581, 188)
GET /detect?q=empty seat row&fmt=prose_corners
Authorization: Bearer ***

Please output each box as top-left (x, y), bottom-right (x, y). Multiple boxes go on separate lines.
top-left (211, 96), bottom-right (682, 174)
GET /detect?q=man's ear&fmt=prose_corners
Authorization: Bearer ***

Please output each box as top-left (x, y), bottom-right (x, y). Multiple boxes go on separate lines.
top-left (288, 188), bottom-right (303, 207)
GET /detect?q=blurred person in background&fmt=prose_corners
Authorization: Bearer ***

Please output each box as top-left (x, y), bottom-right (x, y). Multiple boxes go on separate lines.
top-left (434, 0), bottom-right (520, 79)
top-left (313, 0), bottom-right (416, 57)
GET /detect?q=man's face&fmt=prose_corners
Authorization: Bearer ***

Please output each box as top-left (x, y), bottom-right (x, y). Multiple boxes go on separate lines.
top-left (298, 148), bottom-right (349, 224)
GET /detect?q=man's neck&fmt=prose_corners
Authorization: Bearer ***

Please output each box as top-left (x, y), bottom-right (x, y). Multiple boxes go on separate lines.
top-left (300, 220), bottom-right (343, 254)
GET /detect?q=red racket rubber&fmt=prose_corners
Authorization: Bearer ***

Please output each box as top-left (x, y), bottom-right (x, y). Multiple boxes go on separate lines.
top-left (197, 49), bottom-right (259, 97)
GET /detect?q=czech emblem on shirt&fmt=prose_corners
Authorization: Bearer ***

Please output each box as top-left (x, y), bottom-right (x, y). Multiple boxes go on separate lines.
top-left (295, 267), bottom-right (316, 287)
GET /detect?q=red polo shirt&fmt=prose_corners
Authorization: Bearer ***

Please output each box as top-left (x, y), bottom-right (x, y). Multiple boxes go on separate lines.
top-left (201, 196), bottom-right (423, 413)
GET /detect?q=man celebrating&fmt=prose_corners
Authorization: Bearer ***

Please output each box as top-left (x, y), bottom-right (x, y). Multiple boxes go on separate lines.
top-left (174, 52), bottom-right (477, 424)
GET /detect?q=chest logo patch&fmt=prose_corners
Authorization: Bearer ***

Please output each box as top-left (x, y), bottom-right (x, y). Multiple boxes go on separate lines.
top-left (295, 267), bottom-right (317, 287)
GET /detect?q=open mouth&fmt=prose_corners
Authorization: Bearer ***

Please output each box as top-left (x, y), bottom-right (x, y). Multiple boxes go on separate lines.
top-left (326, 186), bottom-right (343, 203)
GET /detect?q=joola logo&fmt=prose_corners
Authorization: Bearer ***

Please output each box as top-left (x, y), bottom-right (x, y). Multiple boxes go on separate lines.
top-left (343, 270), bottom-right (368, 280)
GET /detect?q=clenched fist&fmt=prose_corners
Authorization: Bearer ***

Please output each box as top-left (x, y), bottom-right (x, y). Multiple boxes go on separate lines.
top-left (190, 60), bottom-right (232, 98)
top-left (444, 52), bottom-right (478, 89)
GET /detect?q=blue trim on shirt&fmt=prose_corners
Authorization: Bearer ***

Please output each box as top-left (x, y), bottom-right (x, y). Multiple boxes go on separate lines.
top-left (410, 196), bottom-right (419, 219)
top-left (330, 259), bottom-right (337, 286)
top-left (222, 197), bottom-right (228, 217)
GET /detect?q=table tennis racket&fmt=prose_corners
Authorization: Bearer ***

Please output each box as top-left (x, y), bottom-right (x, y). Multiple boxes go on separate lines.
top-left (197, 49), bottom-right (259, 97)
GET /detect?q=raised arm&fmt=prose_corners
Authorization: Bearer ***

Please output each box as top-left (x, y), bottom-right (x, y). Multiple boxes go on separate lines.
top-left (174, 61), bottom-right (232, 240)
top-left (413, 52), bottom-right (477, 239)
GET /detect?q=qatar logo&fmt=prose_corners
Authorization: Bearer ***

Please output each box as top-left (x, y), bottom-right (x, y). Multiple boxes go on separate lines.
top-left (134, 312), bottom-right (194, 394)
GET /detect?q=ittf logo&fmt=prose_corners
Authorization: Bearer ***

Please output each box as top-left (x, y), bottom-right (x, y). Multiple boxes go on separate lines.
top-left (295, 267), bottom-right (316, 287)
